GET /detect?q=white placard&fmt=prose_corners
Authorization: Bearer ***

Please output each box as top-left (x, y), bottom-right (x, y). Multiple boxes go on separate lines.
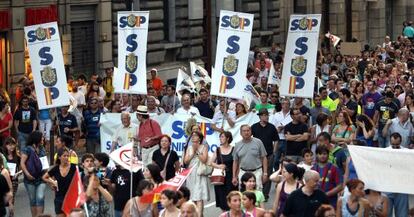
top-left (280, 14), bottom-right (321, 98)
top-left (211, 10), bottom-right (254, 99)
top-left (115, 11), bottom-right (149, 94)
top-left (7, 163), bottom-right (17, 176)
top-left (24, 22), bottom-right (70, 109)
top-left (39, 156), bottom-right (50, 170)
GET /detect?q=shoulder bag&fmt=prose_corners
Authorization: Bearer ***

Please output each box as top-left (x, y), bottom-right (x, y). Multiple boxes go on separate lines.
top-left (160, 150), bottom-right (171, 180)
top-left (210, 147), bottom-right (226, 185)
top-left (196, 145), bottom-right (213, 176)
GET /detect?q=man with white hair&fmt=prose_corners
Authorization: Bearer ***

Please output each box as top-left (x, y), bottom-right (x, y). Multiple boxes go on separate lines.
top-left (382, 107), bottom-right (414, 148)
top-left (282, 170), bottom-right (329, 217)
top-left (111, 112), bottom-right (138, 152)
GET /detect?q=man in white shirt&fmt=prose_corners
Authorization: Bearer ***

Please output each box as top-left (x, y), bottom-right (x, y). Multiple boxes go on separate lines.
top-left (176, 94), bottom-right (200, 116)
top-left (111, 112), bottom-right (138, 152)
top-left (270, 98), bottom-right (292, 170)
top-left (211, 99), bottom-right (236, 133)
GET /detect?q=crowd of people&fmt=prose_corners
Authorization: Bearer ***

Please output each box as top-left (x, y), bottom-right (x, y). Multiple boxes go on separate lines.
top-left (2, 23), bottom-right (414, 217)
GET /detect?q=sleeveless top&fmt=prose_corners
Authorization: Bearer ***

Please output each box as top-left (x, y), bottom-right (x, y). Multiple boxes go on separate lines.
top-left (276, 181), bottom-right (300, 217)
top-left (130, 197), bottom-right (152, 217)
top-left (341, 197), bottom-right (364, 217)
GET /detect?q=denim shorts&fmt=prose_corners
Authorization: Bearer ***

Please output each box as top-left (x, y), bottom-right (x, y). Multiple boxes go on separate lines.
top-left (24, 181), bottom-right (46, 207)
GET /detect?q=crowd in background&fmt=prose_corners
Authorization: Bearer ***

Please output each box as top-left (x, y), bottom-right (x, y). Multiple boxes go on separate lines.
top-left (2, 21), bottom-right (414, 217)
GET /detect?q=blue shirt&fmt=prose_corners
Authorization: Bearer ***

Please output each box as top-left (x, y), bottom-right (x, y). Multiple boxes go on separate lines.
top-left (403, 26), bottom-right (414, 38)
top-left (83, 109), bottom-right (101, 139)
top-left (38, 109), bottom-right (50, 120)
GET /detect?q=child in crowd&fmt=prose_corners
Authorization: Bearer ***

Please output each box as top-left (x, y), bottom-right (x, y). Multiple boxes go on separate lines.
top-left (298, 148), bottom-right (313, 171)
top-left (240, 172), bottom-right (265, 209)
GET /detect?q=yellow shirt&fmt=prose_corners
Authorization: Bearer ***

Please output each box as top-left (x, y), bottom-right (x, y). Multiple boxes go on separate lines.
top-left (321, 97), bottom-right (337, 112)
top-left (54, 150), bottom-right (78, 165)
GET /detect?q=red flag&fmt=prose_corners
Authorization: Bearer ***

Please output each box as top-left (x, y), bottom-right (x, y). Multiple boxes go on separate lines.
top-left (140, 166), bottom-right (194, 203)
top-left (62, 167), bottom-right (87, 215)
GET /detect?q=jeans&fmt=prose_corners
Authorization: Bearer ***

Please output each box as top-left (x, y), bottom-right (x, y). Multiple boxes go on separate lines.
top-left (377, 129), bottom-right (387, 148)
top-left (273, 140), bottom-right (286, 171)
top-left (38, 119), bottom-right (52, 141)
top-left (386, 193), bottom-right (408, 217)
top-left (17, 132), bottom-right (30, 150)
top-left (114, 210), bottom-right (123, 217)
top-left (24, 181), bottom-right (46, 207)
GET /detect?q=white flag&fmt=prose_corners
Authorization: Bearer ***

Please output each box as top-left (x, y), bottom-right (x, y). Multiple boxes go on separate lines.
top-left (242, 78), bottom-right (260, 107)
top-left (267, 62), bottom-right (280, 86)
top-left (109, 143), bottom-right (143, 172)
top-left (176, 69), bottom-right (195, 93)
top-left (325, 32), bottom-right (341, 47)
top-left (348, 145), bottom-right (414, 194)
top-left (190, 62), bottom-right (211, 83)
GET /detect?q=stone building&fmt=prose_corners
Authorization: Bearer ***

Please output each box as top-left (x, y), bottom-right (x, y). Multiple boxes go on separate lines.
top-left (1, 0), bottom-right (414, 89)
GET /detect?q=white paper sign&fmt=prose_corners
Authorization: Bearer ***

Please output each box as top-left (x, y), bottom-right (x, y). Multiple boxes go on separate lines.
top-left (7, 163), bottom-right (17, 176)
top-left (115, 11), bottom-right (149, 94)
top-left (24, 22), bottom-right (70, 109)
top-left (211, 10), bottom-right (254, 99)
top-left (280, 14), bottom-right (321, 98)
top-left (39, 156), bottom-right (50, 170)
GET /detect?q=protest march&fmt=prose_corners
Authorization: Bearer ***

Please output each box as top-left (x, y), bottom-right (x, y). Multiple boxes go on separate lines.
top-left (1, 6), bottom-right (414, 217)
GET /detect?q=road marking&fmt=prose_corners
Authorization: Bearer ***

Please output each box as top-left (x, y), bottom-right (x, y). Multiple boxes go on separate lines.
top-left (205, 201), bottom-right (216, 208)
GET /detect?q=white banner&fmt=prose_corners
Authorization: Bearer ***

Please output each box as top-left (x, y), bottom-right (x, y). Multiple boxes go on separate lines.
top-left (267, 61), bottom-right (280, 86)
top-left (242, 78), bottom-right (260, 108)
top-left (280, 14), bottom-right (321, 98)
top-left (115, 11), bottom-right (149, 94)
top-left (211, 10), bottom-right (254, 100)
top-left (109, 143), bottom-right (143, 172)
top-left (24, 22), bottom-right (70, 109)
top-left (100, 112), bottom-right (260, 156)
top-left (348, 146), bottom-right (414, 194)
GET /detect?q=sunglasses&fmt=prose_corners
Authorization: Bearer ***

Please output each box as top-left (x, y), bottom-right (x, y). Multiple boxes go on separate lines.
top-left (271, 95), bottom-right (278, 98)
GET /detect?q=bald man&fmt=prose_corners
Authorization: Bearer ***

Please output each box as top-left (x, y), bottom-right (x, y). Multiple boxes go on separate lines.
top-left (282, 170), bottom-right (329, 217)
top-left (111, 112), bottom-right (138, 152)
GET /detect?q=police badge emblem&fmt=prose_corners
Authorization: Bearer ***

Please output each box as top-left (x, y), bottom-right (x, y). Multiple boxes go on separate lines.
top-left (125, 53), bottom-right (138, 73)
top-left (291, 56), bottom-right (307, 76)
top-left (127, 14), bottom-right (137, 27)
top-left (41, 66), bottom-right (57, 87)
top-left (230, 15), bottom-right (240, 28)
top-left (299, 17), bottom-right (308, 30)
top-left (36, 27), bottom-right (47, 40)
top-left (223, 55), bottom-right (238, 76)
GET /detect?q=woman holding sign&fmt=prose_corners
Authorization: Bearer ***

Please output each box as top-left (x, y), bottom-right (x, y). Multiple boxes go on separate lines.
top-left (42, 147), bottom-right (77, 217)
top-left (20, 131), bottom-right (47, 217)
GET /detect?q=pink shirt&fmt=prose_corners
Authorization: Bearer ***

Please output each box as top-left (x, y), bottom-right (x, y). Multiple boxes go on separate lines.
top-left (137, 119), bottom-right (162, 148)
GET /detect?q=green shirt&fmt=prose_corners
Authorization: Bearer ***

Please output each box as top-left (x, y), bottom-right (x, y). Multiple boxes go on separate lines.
top-left (255, 103), bottom-right (275, 111)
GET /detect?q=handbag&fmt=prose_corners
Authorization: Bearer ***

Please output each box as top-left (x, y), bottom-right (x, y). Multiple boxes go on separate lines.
top-left (196, 145), bottom-right (213, 176)
top-left (160, 151), bottom-right (171, 180)
top-left (210, 147), bottom-right (226, 185)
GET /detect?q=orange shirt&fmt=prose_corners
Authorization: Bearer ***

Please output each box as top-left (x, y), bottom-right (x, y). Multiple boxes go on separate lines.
top-left (152, 77), bottom-right (163, 94)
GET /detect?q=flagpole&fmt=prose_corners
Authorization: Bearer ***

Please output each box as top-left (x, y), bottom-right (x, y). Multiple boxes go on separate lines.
top-left (221, 97), bottom-right (227, 129)
top-left (83, 203), bottom-right (90, 217)
top-left (172, 92), bottom-right (177, 114)
top-left (130, 141), bottom-right (135, 215)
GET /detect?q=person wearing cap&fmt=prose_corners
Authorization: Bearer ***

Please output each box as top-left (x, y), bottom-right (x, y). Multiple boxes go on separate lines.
top-left (111, 112), bottom-right (138, 152)
top-left (150, 68), bottom-right (163, 96)
top-left (136, 105), bottom-right (162, 166)
top-left (373, 90), bottom-right (400, 148)
top-left (251, 108), bottom-right (279, 201)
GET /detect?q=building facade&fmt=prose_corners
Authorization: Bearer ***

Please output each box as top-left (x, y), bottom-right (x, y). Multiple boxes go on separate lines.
top-left (1, 0), bottom-right (414, 89)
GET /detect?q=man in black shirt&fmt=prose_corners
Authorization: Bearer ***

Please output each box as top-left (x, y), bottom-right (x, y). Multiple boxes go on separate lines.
top-left (13, 96), bottom-right (37, 149)
top-left (110, 166), bottom-right (144, 217)
top-left (284, 108), bottom-right (309, 163)
top-left (339, 88), bottom-right (358, 122)
top-left (373, 91), bottom-right (400, 148)
top-left (283, 170), bottom-right (329, 217)
top-left (58, 105), bottom-right (78, 138)
top-left (251, 108), bottom-right (279, 200)
top-left (194, 88), bottom-right (217, 119)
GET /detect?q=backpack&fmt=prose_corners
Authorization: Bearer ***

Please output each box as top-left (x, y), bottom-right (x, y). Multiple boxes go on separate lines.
top-left (25, 146), bottom-right (43, 180)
